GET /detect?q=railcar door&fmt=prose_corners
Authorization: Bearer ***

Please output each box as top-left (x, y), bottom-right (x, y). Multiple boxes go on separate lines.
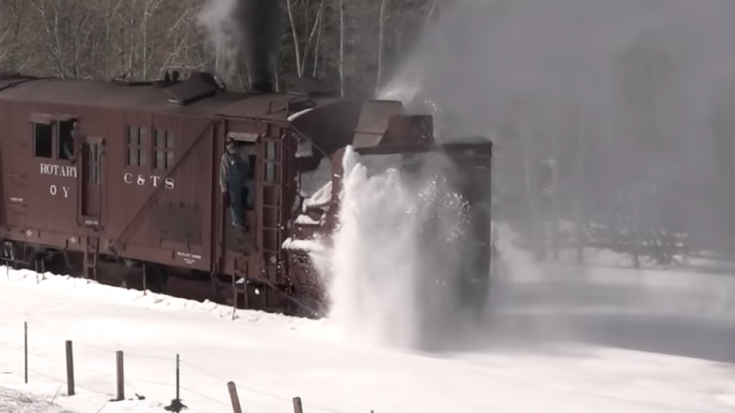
top-left (79, 137), bottom-right (104, 227)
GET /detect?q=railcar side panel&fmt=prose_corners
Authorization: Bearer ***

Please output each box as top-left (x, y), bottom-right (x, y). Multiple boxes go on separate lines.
top-left (0, 98), bottom-right (218, 273)
top-left (0, 101), bottom-right (29, 232)
top-left (5, 102), bottom-right (92, 237)
top-left (107, 112), bottom-right (214, 271)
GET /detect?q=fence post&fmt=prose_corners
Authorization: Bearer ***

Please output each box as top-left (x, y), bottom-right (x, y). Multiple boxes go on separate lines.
top-left (292, 397), bottom-right (304, 413)
top-left (176, 354), bottom-right (180, 401)
top-left (115, 351), bottom-right (125, 401)
top-left (227, 381), bottom-right (243, 413)
top-left (142, 264), bottom-right (148, 295)
top-left (164, 354), bottom-right (185, 413)
top-left (65, 340), bottom-right (75, 396)
top-left (23, 322), bottom-right (27, 384)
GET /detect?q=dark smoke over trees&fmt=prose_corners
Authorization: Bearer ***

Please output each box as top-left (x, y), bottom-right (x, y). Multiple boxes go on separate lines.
top-left (0, 0), bottom-right (434, 97)
top-left (232, 0), bottom-right (282, 93)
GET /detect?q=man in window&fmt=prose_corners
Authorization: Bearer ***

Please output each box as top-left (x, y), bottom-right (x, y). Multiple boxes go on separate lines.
top-left (219, 137), bottom-right (251, 230)
top-left (60, 120), bottom-right (76, 162)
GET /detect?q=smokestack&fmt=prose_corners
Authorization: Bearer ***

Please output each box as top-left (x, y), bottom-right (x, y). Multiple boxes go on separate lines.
top-left (234, 0), bottom-right (282, 94)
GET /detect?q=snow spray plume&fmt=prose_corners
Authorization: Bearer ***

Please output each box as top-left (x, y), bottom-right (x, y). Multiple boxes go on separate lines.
top-left (197, 0), bottom-right (282, 93)
top-left (321, 148), bottom-right (483, 350)
top-left (369, 0), bottom-right (735, 357)
top-left (378, 0), bottom-right (735, 254)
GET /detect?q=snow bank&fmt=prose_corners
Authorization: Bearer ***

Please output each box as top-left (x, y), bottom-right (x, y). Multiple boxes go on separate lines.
top-left (0, 385), bottom-right (74, 413)
top-left (294, 214), bottom-right (321, 225)
top-left (302, 181), bottom-right (332, 211)
top-left (3, 255), bottom-right (735, 413)
top-left (298, 158), bottom-right (332, 199)
top-left (0, 268), bottom-right (328, 331)
top-left (282, 237), bottom-right (326, 253)
top-left (492, 221), bottom-right (735, 326)
top-left (286, 107), bottom-right (314, 122)
top-left (0, 380), bottom-right (164, 413)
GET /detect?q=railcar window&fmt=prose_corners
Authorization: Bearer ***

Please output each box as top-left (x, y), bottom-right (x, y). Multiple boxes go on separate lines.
top-left (85, 143), bottom-right (102, 184)
top-left (126, 125), bottom-right (147, 167)
top-left (264, 140), bottom-right (277, 183)
top-left (33, 122), bottom-right (53, 158)
top-left (265, 163), bottom-right (276, 183)
top-left (265, 140), bottom-right (276, 160)
top-left (58, 120), bottom-right (75, 160)
top-left (154, 129), bottom-right (174, 170)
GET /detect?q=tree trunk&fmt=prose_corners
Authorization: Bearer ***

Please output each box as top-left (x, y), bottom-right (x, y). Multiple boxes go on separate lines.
top-left (313, 6), bottom-right (324, 77)
top-left (519, 122), bottom-right (542, 261)
top-left (424, 0), bottom-right (437, 29)
top-left (574, 111), bottom-right (586, 264)
top-left (338, 0), bottom-right (345, 96)
top-left (301, 0), bottom-right (324, 75)
top-left (286, 0), bottom-right (302, 77)
top-left (375, 0), bottom-right (388, 94)
top-left (550, 131), bottom-right (561, 261)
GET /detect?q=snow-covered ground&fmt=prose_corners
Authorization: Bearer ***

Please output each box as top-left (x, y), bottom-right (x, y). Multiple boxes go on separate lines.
top-left (2, 265), bottom-right (735, 413)
top-left (0, 386), bottom-right (74, 413)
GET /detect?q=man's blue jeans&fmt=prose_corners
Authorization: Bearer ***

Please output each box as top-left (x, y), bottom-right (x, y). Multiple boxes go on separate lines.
top-left (229, 185), bottom-right (246, 228)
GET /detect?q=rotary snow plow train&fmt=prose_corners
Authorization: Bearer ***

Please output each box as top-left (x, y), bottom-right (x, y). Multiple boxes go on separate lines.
top-left (0, 70), bottom-right (492, 318)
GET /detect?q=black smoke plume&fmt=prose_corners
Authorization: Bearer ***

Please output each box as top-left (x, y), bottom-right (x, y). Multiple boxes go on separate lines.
top-left (234, 0), bottom-right (282, 93)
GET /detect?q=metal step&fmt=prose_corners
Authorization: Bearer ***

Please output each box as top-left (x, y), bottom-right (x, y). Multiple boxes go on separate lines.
top-left (83, 236), bottom-right (99, 280)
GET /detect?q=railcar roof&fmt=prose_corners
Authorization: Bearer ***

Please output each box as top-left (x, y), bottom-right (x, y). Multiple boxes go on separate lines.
top-left (0, 76), bottom-right (311, 121)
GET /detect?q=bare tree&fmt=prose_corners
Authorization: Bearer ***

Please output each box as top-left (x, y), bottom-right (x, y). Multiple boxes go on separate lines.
top-left (286, 0), bottom-right (303, 77)
top-left (374, 0), bottom-right (388, 93)
top-left (0, 0), bottom-right (437, 95)
top-left (338, 0), bottom-right (345, 96)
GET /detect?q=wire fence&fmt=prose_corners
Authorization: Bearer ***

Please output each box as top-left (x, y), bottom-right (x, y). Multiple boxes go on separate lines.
top-left (0, 321), bottom-right (364, 413)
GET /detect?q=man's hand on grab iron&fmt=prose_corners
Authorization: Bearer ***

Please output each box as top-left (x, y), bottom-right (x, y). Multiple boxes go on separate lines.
top-left (223, 191), bottom-right (230, 208)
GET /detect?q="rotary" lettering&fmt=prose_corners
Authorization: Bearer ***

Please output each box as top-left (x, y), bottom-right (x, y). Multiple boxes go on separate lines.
top-left (40, 163), bottom-right (77, 178)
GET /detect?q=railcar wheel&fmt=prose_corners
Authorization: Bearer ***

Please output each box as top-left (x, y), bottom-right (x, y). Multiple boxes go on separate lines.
top-left (145, 263), bottom-right (169, 294)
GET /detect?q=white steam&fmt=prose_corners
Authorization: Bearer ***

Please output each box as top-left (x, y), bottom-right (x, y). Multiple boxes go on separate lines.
top-left (196, 0), bottom-right (240, 76)
top-left (320, 147), bottom-right (476, 349)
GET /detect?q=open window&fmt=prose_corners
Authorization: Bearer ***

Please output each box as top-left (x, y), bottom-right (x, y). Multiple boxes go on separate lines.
top-left (226, 132), bottom-right (257, 177)
top-left (31, 114), bottom-right (78, 160)
top-left (33, 122), bottom-right (53, 158)
top-left (225, 132), bottom-right (258, 213)
top-left (58, 119), bottom-right (76, 161)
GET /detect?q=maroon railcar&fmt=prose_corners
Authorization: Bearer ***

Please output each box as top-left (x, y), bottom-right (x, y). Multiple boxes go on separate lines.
top-left (0, 72), bottom-right (492, 317)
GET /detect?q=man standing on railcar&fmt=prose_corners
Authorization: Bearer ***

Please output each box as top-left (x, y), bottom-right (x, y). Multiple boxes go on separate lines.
top-left (220, 137), bottom-right (252, 231)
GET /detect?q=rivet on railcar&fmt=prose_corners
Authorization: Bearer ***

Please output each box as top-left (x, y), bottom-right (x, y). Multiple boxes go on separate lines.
top-left (219, 136), bottom-right (255, 231)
